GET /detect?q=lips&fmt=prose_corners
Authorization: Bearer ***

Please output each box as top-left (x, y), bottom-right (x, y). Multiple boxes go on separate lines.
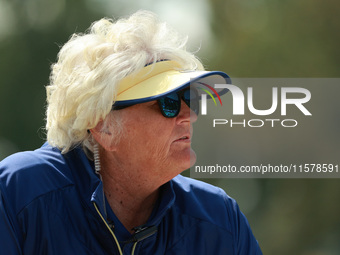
top-left (174, 134), bottom-right (191, 143)
top-left (179, 136), bottom-right (189, 140)
top-left (174, 126), bottom-right (193, 143)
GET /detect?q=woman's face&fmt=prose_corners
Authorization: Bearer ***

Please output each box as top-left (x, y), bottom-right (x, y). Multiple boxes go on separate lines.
top-left (111, 99), bottom-right (197, 181)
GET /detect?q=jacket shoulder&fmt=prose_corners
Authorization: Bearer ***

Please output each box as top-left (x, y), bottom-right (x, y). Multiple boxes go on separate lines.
top-left (171, 175), bottom-right (238, 231)
top-left (0, 145), bottom-right (74, 214)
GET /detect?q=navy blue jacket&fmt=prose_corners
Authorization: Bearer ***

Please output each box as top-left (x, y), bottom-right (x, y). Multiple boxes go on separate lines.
top-left (0, 144), bottom-right (262, 254)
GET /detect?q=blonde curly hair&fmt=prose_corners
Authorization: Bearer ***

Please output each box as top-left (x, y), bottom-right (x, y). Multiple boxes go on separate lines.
top-left (45, 10), bottom-right (204, 154)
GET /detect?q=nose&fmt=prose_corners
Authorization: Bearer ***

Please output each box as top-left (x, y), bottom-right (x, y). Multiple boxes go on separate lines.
top-left (176, 99), bottom-right (198, 124)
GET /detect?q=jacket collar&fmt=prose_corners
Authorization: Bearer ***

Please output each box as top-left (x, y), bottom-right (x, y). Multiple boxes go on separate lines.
top-left (66, 146), bottom-right (176, 229)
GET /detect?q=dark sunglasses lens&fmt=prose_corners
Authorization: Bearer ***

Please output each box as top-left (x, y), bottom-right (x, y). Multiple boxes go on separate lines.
top-left (183, 89), bottom-right (199, 115)
top-left (158, 92), bottom-right (180, 118)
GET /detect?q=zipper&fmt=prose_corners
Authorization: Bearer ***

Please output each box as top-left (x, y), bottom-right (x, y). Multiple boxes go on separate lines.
top-left (93, 202), bottom-right (138, 255)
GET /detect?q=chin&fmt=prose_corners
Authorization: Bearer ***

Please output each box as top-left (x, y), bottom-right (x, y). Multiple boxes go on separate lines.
top-left (168, 148), bottom-right (196, 174)
top-left (189, 149), bottom-right (197, 168)
top-left (179, 148), bottom-right (196, 170)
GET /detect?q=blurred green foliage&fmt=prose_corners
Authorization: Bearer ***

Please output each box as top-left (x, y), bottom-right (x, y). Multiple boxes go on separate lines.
top-left (0, 0), bottom-right (339, 254)
top-left (208, 0), bottom-right (340, 77)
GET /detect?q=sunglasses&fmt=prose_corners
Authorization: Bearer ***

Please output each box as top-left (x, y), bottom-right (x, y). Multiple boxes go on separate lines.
top-left (112, 87), bottom-right (199, 118)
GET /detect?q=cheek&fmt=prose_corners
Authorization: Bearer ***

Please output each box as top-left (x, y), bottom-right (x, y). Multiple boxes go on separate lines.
top-left (120, 108), bottom-right (176, 159)
top-left (142, 130), bottom-right (172, 155)
top-left (135, 129), bottom-right (174, 164)
top-left (124, 120), bottom-right (172, 150)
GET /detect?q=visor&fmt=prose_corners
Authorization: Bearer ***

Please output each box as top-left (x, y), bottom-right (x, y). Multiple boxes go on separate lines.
top-left (114, 60), bottom-right (231, 106)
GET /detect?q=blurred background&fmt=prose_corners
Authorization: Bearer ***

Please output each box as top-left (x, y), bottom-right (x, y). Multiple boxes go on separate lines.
top-left (0, 0), bottom-right (339, 254)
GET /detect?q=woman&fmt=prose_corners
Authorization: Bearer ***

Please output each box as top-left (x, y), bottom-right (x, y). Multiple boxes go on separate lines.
top-left (0, 10), bottom-right (262, 254)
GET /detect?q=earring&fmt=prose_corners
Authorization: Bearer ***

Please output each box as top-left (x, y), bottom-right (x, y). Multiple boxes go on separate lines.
top-left (93, 143), bottom-right (101, 175)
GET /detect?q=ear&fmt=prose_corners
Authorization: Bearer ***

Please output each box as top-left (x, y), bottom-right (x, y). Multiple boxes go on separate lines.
top-left (90, 120), bottom-right (117, 151)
